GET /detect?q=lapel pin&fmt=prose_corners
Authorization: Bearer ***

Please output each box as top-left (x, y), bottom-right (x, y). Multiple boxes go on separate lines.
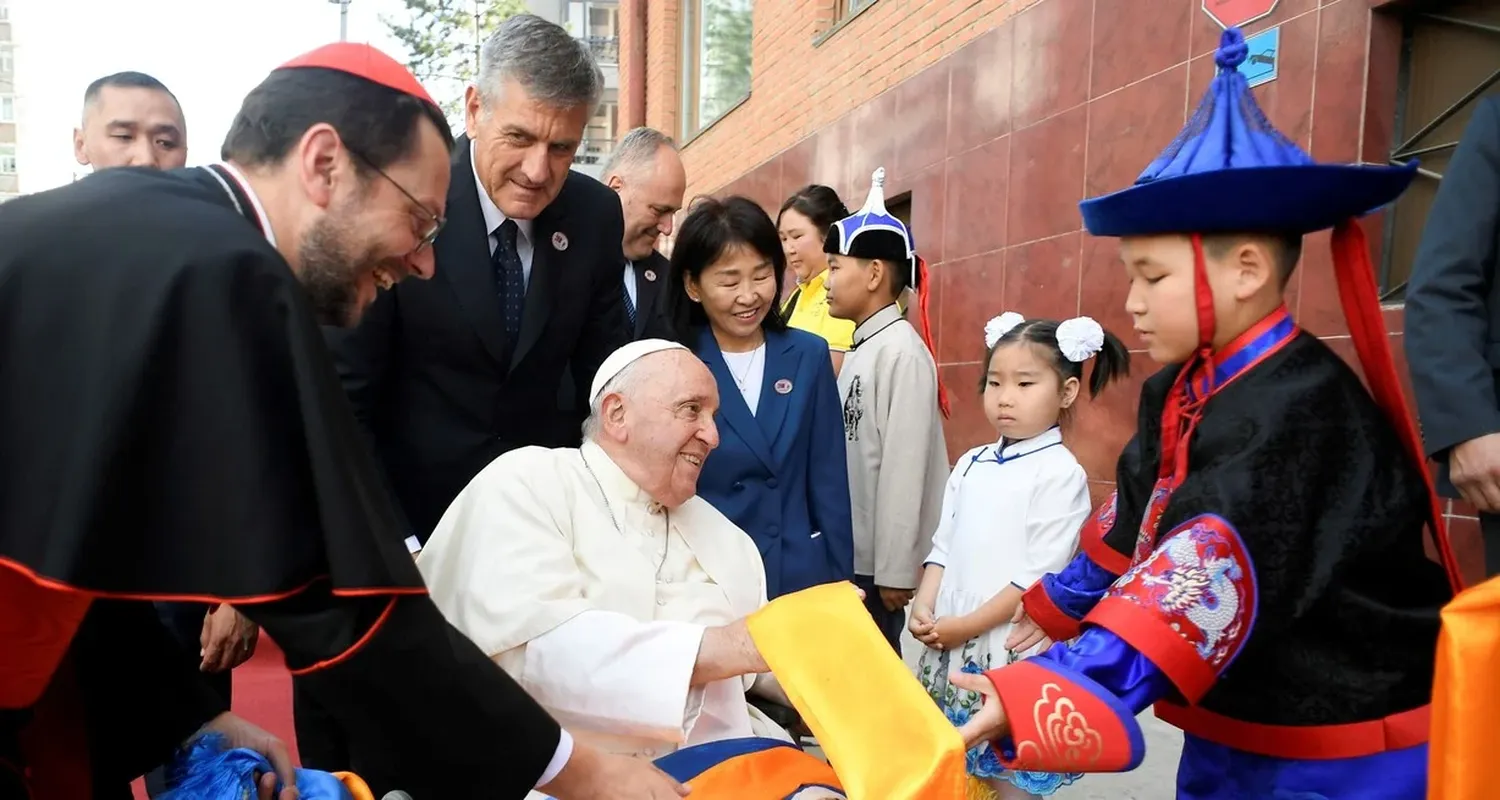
top-left (644, 269), bottom-right (657, 282)
top-left (774, 379), bottom-right (793, 395)
top-left (552, 232), bottom-right (569, 251)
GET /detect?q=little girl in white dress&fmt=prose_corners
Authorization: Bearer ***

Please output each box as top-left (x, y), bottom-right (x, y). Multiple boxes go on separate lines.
top-left (910, 312), bottom-right (1130, 800)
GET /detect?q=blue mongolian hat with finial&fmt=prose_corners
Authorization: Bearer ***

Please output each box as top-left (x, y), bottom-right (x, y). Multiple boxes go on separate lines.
top-left (1079, 27), bottom-right (1417, 237)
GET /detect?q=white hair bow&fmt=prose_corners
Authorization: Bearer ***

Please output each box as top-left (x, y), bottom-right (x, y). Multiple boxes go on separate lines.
top-left (1056, 316), bottom-right (1106, 362)
top-left (984, 312), bottom-right (1025, 349)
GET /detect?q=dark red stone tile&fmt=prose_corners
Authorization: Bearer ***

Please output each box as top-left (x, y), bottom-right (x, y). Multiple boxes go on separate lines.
top-left (1310, 0), bottom-right (1372, 163)
top-left (846, 88), bottom-right (902, 194)
top-left (730, 160), bottom-right (783, 216)
top-left (1389, 331), bottom-right (1418, 410)
top-left (1011, 0), bottom-right (1092, 129)
top-left (810, 112), bottom-right (854, 201)
top-left (1442, 514), bottom-right (1486, 590)
top-left (1085, 64), bottom-right (1189, 199)
top-left (895, 61), bottom-right (953, 178)
top-left (941, 362), bottom-right (995, 461)
top-left (1002, 232), bottom-right (1083, 322)
top-left (1067, 350), bottom-right (1151, 482)
top-left (1189, 0), bottom-right (1318, 59)
top-left (943, 136), bottom-right (1010, 261)
top-left (1185, 10), bottom-right (1318, 151)
top-left (778, 136), bottom-right (817, 203)
top-left (947, 23), bottom-right (1014, 156)
top-left (1297, 229), bottom-right (1351, 337)
top-left (1091, 0), bottom-right (1193, 99)
top-left (1008, 105), bottom-right (1087, 245)
top-left (899, 162), bottom-right (949, 267)
top-left (1362, 8), bottom-right (1404, 161)
top-left (936, 250), bottom-right (1007, 365)
top-left (1453, 498), bottom-right (1479, 518)
top-left (1078, 233), bottom-right (1136, 346)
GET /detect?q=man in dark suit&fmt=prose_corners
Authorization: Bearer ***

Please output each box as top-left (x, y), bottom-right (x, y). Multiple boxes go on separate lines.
top-left (1405, 95), bottom-right (1500, 577)
top-left (601, 127), bottom-right (684, 340)
top-left (315, 15), bottom-right (630, 771)
top-left (327, 14), bottom-right (630, 553)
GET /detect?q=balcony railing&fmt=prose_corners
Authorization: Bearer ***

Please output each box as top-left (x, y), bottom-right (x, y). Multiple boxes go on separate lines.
top-left (583, 35), bottom-right (619, 66)
top-left (574, 138), bottom-right (616, 166)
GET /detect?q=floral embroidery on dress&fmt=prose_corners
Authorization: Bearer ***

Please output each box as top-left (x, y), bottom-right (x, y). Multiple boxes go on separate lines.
top-left (918, 639), bottom-right (1082, 796)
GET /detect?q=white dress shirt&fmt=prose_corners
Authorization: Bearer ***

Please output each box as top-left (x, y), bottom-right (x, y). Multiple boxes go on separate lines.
top-left (472, 140), bottom-right (535, 286)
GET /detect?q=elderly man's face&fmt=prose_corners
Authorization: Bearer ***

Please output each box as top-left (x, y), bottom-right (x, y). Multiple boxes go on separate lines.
top-left (465, 78), bottom-right (590, 220)
top-left (620, 351), bottom-right (721, 507)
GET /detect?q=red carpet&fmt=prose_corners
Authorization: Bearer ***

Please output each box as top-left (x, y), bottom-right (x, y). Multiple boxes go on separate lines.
top-left (130, 636), bottom-right (299, 799)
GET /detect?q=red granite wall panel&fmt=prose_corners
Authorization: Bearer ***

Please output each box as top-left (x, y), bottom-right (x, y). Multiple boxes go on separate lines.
top-left (648, 0), bottom-right (1482, 569)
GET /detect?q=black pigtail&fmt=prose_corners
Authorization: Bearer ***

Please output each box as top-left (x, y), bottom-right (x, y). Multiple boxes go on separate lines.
top-left (1087, 329), bottom-right (1132, 398)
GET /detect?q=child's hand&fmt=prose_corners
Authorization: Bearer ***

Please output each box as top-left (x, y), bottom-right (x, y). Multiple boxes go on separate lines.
top-left (919, 615), bottom-right (973, 651)
top-left (908, 603), bottom-right (936, 637)
top-left (1004, 606), bottom-right (1050, 653)
top-left (950, 670), bottom-right (1009, 748)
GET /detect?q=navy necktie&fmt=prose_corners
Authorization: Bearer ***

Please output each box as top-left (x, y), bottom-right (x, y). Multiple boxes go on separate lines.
top-left (493, 219), bottom-right (524, 336)
top-left (623, 271), bottom-right (638, 332)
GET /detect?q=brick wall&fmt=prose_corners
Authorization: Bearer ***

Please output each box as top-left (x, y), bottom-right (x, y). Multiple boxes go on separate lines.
top-left (622, 0), bottom-right (1487, 581)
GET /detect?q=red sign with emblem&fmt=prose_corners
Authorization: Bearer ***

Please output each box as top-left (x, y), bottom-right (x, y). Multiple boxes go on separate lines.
top-left (1202, 0), bottom-right (1279, 29)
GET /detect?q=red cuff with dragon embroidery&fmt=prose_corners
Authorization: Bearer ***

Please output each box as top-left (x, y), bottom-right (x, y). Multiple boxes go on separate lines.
top-left (1084, 514), bottom-right (1259, 704)
top-left (1080, 491), bottom-right (1131, 575)
top-left (981, 659), bottom-right (1146, 773)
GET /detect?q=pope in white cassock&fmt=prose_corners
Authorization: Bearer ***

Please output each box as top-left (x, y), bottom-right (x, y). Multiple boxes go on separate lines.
top-left (418, 339), bottom-right (794, 772)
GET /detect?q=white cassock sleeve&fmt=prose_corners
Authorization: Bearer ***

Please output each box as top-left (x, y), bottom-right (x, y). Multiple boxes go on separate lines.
top-left (520, 609), bottom-right (709, 743)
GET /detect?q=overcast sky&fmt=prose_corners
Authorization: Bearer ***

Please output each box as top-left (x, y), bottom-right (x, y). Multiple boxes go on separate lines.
top-left (11, 0), bottom-right (424, 192)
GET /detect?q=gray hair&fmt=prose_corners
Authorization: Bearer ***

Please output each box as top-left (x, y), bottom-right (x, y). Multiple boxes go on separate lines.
top-left (478, 14), bottom-right (604, 112)
top-left (580, 360), bottom-right (648, 442)
top-left (601, 127), bottom-right (677, 180)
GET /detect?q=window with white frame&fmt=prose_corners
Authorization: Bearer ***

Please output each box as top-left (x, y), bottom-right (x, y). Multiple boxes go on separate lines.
top-left (0, 145), bottom-right (15, 175)
top-left (0, 96), bottom-right (14, 123)
top-left (0, 47), bottom-right (12, 75)
top-left (0, 4), bottom-right (9, 22)
top-left (679, 0), bottom-right (754, 138)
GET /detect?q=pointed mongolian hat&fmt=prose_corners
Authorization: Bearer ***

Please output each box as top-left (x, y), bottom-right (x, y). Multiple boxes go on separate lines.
top-left (825, 168), bottom-right (950, 417)
top-left (1080, 27), bottom-right (1462, 595)
top-left (1080, 28), bottom-right (1416, 237)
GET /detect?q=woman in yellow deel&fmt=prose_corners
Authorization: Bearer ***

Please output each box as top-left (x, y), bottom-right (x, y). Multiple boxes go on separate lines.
top-left (778, 185), bottom-right (855, 373)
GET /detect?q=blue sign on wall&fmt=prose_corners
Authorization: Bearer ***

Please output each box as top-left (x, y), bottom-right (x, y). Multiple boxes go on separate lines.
top-left (1238, 26), bottom-right (1280, 89)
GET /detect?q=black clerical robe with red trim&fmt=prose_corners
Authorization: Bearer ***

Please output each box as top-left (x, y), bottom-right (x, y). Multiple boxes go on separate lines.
top-left (0, 166), bottom-right (557, 799)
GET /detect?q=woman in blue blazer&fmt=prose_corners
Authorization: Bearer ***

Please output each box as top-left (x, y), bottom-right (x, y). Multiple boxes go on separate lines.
top-left (662, 196), bottom-right (853, 599)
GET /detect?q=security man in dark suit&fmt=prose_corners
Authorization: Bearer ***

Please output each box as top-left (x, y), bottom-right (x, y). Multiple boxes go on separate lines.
top-left (316, 15), bottom-right (630, 770)
top-left (601, 127), bottom-right (684, 341)
top-left (1406, 95), bottom-right (1500, 577)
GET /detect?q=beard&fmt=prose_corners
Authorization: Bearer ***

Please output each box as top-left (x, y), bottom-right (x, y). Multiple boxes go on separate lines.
top-left (298, 212), bottom-right (374, 328)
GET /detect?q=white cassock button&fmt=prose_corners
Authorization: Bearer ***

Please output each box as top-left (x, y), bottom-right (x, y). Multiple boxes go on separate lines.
top-left (657, 598), bottom-right (667, 606)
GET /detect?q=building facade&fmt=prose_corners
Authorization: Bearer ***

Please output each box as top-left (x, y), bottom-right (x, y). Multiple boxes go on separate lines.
top-left (0, 0), bottom-right (18, 201)
top-left (620, 0), bottom-right (1500, 579)
top-left (531, 0), bottom-right (623, 177)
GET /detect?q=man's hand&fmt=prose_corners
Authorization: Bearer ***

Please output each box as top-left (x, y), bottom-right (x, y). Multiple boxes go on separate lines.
top-left (201, 605), bottom-right (259, 673)
top-left (1003, 606), bottom-right (1049, 653)
top-left (542, 742), bottom-right (690, 799)
top-left (949, 670), bottom-right (1009, 750)
top-left (908, 603), bottom-right (936, 638)
top-left (1451, 433), bottom-right (1500, 513)
top-left (917, 616), bottom-right (973, 651)
top-left (197, 712), bottom-right (298, 800)
top-left (878, 587), bottom-right (914, 612)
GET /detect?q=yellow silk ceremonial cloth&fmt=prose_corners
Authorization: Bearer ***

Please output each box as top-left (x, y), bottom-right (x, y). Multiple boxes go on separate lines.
top-left (746, 583), bottom-right (967, 799)
top-left (1429, 574), bottom-right (1500, 799)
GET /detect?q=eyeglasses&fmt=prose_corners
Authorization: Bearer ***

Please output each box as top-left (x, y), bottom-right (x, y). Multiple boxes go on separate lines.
top-left (347, 146), bottom-right (446, 253)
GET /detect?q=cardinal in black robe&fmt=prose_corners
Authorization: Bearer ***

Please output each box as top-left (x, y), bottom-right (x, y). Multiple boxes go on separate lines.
top-left (0, 43), bottom-right (686, 800)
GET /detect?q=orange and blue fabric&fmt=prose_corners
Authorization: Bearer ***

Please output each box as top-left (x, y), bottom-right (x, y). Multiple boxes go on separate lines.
top-left (1429, 574), bottom-right (1500, 799)
top-left (158, 732), bottom-right (375, 799)
top-left (645, 582), bottom-right (967, 798)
